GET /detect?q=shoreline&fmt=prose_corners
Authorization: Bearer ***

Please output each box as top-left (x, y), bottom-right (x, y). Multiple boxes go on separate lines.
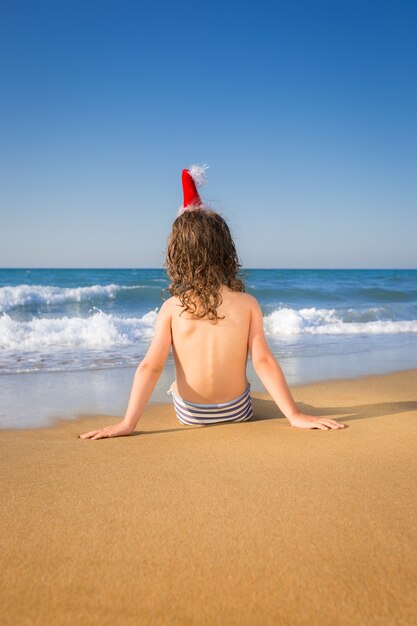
top-left (3, 359), bottom-right (417, 431)
top-left (44, 365), bottom-right (417, 433)
top-left (2, 367), bottom-right (416, 625)
top-left (3, 364), bottom-right (417, 431)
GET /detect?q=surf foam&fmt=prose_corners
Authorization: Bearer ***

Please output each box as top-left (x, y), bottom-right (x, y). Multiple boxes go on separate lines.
top-left (264, 307), bottom-right (417, 335)
top-left (0, 284), bottom-right (142, 312)
top-left (0, 309), bottom-right (158, 351)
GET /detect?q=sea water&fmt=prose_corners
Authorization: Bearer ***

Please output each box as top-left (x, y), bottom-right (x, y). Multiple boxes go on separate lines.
top-left (1, 268), bottom-right (417, 428)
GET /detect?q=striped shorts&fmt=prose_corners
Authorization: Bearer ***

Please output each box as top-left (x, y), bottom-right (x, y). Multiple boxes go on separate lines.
top-left (168, 384), bottom-right (254, 426)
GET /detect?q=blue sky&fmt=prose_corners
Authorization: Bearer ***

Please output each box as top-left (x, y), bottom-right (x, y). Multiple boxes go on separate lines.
top-left (1, 0), bottom-right (416, 268)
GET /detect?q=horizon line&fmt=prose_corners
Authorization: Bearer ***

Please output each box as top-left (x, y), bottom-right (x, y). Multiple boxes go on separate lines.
top-left (1, 267), bottom-right (417, 271)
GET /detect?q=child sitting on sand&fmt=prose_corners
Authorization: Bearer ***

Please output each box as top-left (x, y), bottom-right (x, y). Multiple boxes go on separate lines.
top-left (80, 166), bottom-right (345, 440)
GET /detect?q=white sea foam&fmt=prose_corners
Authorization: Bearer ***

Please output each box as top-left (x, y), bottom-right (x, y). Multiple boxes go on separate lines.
top-left (0, 309), bottom-right (158, 351)
top-left (264, 307), bottom-right (417, 335)
top-left (0, 284), bottom-right (145, 312)
top-left (2, 306), bottom-right (416, 359)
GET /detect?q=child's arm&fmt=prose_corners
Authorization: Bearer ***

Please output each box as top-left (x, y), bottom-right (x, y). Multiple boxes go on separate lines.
top-left (248, 298), bottom-right (345, 430)
top-left (79, 300), bottom-right (173, 440)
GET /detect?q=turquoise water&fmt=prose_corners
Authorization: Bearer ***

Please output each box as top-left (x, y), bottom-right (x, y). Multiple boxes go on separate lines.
top-left (2, 268), bottom-right (417, 374)
top-left (1, 268), bottom-right (417, 428)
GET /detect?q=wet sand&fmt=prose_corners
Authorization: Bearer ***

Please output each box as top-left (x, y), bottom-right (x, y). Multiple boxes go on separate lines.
top-left (1, 369), bottom-right (417, 625)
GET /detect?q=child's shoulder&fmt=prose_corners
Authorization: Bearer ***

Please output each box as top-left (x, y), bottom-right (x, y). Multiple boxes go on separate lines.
top-left (241, 292), bottom-right (258, 304)
top-left (231, 292), bottom-right (263, 320)
top-left (158, 295), bottom-right (188, 317)
top-left (159, 296), bottom-right (178, 311)
top-left (225, 290), bottom-right (260, 312)
top-left (231, 291), bottom-right (259, 306)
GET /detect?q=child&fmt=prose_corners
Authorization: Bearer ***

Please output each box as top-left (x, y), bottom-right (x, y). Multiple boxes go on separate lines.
top-left (80, 167), bottom-right (345, 440)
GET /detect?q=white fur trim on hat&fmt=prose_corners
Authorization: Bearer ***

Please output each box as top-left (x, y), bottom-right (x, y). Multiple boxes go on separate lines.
top-left (188, 163), bottom-right (209, 186)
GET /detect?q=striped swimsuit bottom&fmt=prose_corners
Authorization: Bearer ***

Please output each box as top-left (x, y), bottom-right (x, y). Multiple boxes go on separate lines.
top-left (168, 384), bottom-right (254, 426)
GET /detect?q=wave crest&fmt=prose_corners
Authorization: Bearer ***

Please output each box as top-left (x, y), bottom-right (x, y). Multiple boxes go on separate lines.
top-left (0, 309), bottom-right (158, 351)
top-left (0, 284), bottom-right (142, 312)
top-left (264, 307), bottom-right (417, 335)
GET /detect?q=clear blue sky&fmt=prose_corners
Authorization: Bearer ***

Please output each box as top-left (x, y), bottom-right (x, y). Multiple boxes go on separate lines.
top-left (1, 0), bottom-right (416, 268)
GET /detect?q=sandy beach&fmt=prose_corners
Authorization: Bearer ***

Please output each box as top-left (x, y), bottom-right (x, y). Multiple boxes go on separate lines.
top-left (1, 368), bottom-right (416, 626)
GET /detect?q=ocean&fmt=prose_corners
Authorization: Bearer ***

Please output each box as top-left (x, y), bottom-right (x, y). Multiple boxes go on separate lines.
top-left (1, 268), bottom-right (417, 428)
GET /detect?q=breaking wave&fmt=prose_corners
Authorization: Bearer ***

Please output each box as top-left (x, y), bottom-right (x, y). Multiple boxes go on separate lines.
top-left (0, 283), bottom-right (156, 313)
top-left (0, 309), bottom-right (158, 351)
top-left (264, 307), bottom-right (417, 335)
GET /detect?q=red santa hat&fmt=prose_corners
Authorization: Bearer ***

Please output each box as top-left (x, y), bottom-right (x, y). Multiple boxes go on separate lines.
top-left (179, 164), bottom-right (209, 214)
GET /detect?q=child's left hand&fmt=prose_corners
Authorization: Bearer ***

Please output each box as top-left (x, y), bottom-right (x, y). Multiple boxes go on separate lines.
top-left (79, 421), bottom-right (134, 440)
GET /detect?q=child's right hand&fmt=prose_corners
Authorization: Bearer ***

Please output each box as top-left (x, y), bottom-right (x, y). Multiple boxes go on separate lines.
top-left (79, 421), bottom-right (134, 440)
top-left (288, 412), bottom-right (346, 430)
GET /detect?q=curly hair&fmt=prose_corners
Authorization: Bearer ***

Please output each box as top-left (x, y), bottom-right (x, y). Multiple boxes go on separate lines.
top-left (165, 208), bottom-right (245, 323)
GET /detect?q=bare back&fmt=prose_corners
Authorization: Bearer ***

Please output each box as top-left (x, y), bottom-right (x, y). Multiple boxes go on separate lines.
top-left (168, 287), bottom-right (253, 403)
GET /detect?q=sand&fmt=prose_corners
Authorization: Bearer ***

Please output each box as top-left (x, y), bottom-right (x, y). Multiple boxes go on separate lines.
top-left (1, 368), bottom-right (417, 626)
